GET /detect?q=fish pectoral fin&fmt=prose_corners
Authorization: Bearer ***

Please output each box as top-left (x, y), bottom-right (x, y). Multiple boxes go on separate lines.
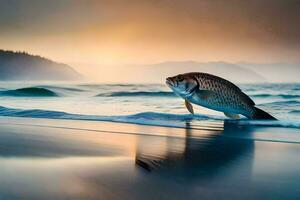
top-left (196, 90), bottom-right (216, 100)
top-left (224, 112), bottom-right (240, 119)
top-left (185, 99), bottom-right (194, 115)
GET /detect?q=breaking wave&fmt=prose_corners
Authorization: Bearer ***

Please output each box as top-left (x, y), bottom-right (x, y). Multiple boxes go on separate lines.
top-left (0, 105), bottom-right (299, 129)
top-left (0, 87), bottom-right (59, 97)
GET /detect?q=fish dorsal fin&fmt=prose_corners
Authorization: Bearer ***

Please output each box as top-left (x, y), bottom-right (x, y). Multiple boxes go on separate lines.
top-left (224, 112), bottom-right (240, 119)
top-left (185, 99), bottom-right (194, 114)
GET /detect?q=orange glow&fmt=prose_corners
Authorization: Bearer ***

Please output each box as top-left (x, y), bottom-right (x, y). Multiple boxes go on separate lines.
top-left (0, 0), bottom-right (299, 81)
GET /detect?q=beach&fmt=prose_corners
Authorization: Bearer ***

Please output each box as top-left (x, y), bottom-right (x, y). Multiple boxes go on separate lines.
top-left (1, 1), bottom-right (300, 199)
top-left (0, 116), bottom-right (299, 200)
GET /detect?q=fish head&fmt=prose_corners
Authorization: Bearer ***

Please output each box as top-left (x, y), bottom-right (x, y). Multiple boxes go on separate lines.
top-left (166, 73), bottom-right (198, 98)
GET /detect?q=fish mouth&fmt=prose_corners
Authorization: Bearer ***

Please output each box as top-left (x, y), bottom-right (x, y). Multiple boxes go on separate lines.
top-left (166, 77), bottom-right (175, 87)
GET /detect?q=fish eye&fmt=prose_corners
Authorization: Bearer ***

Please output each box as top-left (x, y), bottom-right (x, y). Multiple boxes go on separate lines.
top-left (176, 75), bottom-right (184, 82)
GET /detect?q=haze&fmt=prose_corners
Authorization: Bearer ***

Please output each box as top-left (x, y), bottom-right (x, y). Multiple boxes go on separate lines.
top-left (0, 0), bottom-right (299, 82)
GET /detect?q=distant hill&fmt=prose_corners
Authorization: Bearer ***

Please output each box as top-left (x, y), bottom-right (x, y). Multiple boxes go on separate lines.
top-left (145, 61), bottom-right (266, 83)
top-left (0, 50), bottom-right (83, 81)
top-left (237, 62), bottom-right (300, 83)
top-left (100, 61), bottom-right (265, 83)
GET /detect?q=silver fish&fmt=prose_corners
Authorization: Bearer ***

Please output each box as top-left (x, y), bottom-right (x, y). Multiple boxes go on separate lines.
top-left (166, 72), bottom-right (276, 120)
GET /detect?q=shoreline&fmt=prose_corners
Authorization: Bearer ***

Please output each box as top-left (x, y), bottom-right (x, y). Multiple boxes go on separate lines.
top-left (0, 117), bottom-right (300, 199)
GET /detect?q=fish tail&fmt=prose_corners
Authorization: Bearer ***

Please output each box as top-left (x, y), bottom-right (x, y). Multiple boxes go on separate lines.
top-left (250, 107), bottom-right (277, 120)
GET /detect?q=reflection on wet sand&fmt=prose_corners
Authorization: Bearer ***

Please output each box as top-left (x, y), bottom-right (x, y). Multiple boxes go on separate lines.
top-left (135, 121), bottom-right (255, 180)
top-left (0, 118), bottom-right (300, 200)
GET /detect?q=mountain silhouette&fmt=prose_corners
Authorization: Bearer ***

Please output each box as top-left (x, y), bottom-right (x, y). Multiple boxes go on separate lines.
top-left (0, 50), bottom-right (83, 81)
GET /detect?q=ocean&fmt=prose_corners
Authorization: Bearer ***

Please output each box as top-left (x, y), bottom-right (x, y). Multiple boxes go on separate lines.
top-left (0, 82), bottom-right (300, 199)
top-left (0, 82), bottom-right (299, 128)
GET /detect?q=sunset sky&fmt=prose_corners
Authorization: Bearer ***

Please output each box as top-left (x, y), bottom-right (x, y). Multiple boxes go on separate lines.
top-left (0, 0), bottom-right (299, 81)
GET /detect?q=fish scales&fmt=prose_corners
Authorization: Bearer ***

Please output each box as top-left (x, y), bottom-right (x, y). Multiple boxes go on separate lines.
top-left (166, 72), bottom-right (276, 119)
top-left (195, 73), bottom-right (250, 114)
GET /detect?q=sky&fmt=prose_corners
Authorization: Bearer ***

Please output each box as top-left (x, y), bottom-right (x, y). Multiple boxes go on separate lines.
top-left (0, 0), bottom-right (299, 81)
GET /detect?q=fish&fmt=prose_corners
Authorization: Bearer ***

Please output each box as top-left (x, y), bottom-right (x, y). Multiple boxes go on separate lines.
top-left (166, 72), bottom-right (276, 120)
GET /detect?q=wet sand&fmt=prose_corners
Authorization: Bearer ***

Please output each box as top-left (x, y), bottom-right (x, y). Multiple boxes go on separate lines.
top-left (0, 117), bottom-right (299, 200)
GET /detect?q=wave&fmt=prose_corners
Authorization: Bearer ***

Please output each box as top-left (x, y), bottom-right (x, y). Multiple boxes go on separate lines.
top-left (36, 85), bottom-right (86, 92)
top-left (251, 94), bottom-right (300, 98)
top-left (289, 110), bottom-right (300, 114)
top-left (0, 87), bottom-right (59, 97)
top-left (260, 100), bottom-right (300, 107)
top-left (0, 106), bottom-right (213, 129)
top-left (0, 105), bottom-right (299, 129)
top-left (96, 91), bottom-right (176, 97)
top-left (231, 120), bottom-right (300, 129)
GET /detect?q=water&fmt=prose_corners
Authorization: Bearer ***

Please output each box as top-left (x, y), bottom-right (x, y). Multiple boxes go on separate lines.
top-left (0, 117), bottom-right (300, 199)
top-left (0, 82), bottom-right (299, 129)
top-left (0, 82), bottom-right (300, 199)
